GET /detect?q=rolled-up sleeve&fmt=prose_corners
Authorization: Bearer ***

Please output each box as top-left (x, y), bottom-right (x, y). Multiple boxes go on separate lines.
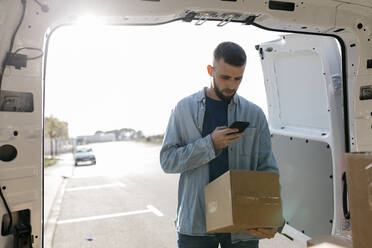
top-left (160, 106), bottom-right (216, 174)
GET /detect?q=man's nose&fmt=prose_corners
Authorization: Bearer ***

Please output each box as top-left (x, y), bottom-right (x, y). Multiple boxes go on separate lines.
top-left (227, 79), bottom-right (239, 88)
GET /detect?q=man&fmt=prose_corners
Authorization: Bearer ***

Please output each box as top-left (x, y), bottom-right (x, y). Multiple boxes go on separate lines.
top-left (160, 42), bottom-right (282, 248)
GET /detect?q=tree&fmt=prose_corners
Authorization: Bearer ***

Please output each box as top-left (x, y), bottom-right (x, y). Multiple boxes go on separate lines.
top-left (135, 130), bottom-right (144, 139)
top-left (45, 116), bottom-right (69, 157)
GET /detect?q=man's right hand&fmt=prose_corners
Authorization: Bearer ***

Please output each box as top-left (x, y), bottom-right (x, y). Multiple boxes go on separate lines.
top-left (211, 126), bottom-right (244, 151)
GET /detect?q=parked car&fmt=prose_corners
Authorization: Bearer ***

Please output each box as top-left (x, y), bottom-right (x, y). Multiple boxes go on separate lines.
top-left (74, 147), bottom-right (96, 166)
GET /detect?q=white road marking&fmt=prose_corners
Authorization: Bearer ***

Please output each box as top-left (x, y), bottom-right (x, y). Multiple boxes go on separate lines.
top-left (147, 205), bottom-right (164, 216)
top-left (65, 183), bottom-right (125, 192)
top-left (57, 205), bottom-right (163, 225)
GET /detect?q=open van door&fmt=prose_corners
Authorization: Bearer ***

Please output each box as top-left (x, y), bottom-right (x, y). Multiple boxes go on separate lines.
top-left (256, 34), bottom-right (348, 243)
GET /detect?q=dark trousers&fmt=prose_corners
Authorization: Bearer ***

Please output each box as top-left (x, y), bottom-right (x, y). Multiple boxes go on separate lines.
top-left (178, 233), bottom-right (259, 248)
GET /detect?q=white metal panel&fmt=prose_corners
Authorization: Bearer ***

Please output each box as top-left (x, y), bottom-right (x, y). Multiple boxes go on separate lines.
top-left (259, 34), bottom-right (341, 133)
top-left (273, 52), bottom-right (329, 129)
top-left (334, 3), bottom-right (372, 152)
top-left (333, 0), bottom-right (372, 8)
top-left (271, 135), bottom-right (334, 241)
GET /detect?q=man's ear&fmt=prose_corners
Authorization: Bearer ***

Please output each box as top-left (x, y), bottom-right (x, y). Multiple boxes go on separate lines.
top-left (207, 65), bottom-right (213, 77)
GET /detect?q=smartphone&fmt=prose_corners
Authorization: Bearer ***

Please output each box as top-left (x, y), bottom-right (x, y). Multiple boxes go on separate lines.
top-left (228, 121), bottom-right (250, 134)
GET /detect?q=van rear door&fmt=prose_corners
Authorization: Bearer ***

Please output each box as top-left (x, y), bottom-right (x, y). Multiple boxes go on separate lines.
top-left (257, 34), bottom-right (347, 243)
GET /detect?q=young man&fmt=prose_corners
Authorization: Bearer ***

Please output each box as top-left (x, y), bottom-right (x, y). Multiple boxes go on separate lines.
top-left (160, 42), bottom-right (281, 248)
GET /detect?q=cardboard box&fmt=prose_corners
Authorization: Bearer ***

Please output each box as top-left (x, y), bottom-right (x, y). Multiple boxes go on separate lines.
top-left (367, 163), bottom-right (372, 211)
top-left (307, 235), bottom-right (352, 248)
top-left (204, 170), bottom-right (283, 233)
top-left (345, 153), bottom-right (372, 248)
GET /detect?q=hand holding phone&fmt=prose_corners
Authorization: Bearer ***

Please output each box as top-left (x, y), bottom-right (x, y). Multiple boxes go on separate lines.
top-left (211, 125), bottom-right (246, 150)
top-left (228, 121), bottom-right (250, 134)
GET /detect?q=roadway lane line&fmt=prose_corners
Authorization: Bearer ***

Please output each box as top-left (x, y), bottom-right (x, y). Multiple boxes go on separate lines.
top-left (65, 183), bottom-right (125, 192)
top-left (57, 205), bottom-right (163, 225)
top-left (147, 205), bottom-right (164, 216)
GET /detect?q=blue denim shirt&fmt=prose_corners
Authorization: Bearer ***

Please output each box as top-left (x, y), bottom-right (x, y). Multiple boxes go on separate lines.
top-left (160, 88), bottom-right (280, 243)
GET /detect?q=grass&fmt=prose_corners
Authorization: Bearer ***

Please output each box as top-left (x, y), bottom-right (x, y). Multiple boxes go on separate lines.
top-left (44, 158), bottom-right (58, 168)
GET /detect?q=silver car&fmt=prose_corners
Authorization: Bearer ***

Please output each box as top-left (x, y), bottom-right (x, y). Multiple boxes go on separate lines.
top-left (74, 147), bottom-right (96, 166)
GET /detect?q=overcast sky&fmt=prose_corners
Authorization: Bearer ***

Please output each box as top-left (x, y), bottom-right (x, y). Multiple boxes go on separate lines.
top-left (45, 20), bottom-right (282, 137)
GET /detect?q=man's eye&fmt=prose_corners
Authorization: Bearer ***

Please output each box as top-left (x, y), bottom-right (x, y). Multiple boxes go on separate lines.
top-left (221, 76), bottom-right (230, 80)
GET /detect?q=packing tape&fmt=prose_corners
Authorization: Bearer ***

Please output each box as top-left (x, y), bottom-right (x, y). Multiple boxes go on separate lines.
top-left (235, 195), bottom-right (280, 206)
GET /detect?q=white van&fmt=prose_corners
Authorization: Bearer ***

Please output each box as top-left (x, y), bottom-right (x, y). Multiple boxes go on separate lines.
top-left (0, 1), bottom-right (371, 247)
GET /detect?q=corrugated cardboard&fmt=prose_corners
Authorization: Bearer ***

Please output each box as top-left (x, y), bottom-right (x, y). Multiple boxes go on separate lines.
top-left (345, 153), bottom-right (372, 248)
top-left (367, 163), bottom-right (372, 211)
top-left (204, 170), bottom-right (283, 233)
top-left (307, 235), bottom-right (352, 248)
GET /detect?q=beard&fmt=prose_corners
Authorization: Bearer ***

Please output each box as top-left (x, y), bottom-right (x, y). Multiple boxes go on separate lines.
top-left (212, 78), bottom-right (236, 103)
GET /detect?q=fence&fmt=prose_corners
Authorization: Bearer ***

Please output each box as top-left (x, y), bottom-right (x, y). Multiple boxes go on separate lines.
top-left (44, 138), bottom-right (74, 157)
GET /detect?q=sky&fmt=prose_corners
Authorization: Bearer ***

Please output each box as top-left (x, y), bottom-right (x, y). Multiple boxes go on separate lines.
top-left (45, 20), bottom-right (283, 137)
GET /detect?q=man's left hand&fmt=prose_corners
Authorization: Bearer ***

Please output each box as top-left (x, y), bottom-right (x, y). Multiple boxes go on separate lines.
top-left (245, 228), bottom-right (277, 239)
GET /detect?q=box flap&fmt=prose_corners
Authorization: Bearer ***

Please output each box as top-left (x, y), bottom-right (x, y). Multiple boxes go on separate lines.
top-left (205, 171), bottom-right (233, 232)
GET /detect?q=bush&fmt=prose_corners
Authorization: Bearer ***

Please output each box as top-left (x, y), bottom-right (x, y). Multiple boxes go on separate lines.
top-left (44, 158), bottom-right (58, 168)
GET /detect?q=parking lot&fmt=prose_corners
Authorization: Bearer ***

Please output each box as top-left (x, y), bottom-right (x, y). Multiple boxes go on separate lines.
top-left (44, 141), bottom-right (305, 248)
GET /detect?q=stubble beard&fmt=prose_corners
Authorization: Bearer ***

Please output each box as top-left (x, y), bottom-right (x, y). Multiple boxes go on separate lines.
top-left (212, 78), bottom-right (235, 104)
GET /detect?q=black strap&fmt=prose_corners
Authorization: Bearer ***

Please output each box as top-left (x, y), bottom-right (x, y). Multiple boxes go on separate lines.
top-left (342, 172), bottom-right (350, 220)
top-left (14, 223), bottom-right (32, 248)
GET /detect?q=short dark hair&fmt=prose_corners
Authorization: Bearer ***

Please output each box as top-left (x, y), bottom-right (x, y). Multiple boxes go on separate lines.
top-left (213, 41), bottom-right (246, 67)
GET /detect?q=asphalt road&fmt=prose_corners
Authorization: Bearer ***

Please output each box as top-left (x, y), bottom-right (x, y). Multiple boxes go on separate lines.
top-left (44, 141), bottom-right (305, 248)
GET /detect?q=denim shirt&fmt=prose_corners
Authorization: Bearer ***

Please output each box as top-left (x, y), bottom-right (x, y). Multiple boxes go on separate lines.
top-left (160, 88), bottom-right (280, 243)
